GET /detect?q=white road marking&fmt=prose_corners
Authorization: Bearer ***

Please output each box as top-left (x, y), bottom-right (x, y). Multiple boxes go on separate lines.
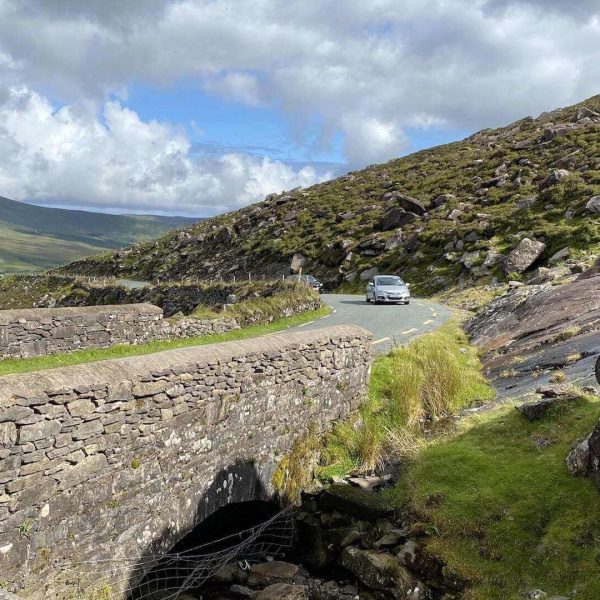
top-left (298, 320), bottom-right (315, 327)
top-left (401, 328), bottom-right (419, 335)
top-left (416, 302), bottom-right (426, 307)
top-left (373, 337), bottom-right (391, 345)
top-left (423, 319), bottom-right (434, 325)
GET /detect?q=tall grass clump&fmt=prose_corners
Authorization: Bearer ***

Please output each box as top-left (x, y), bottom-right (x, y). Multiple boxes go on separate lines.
top-left (321, 320), bottom-right (494, 475)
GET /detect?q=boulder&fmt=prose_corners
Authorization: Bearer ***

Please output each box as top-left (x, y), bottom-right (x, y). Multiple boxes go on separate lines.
top-left (527, 266), bottom-right (570, 285)
top-left (447, 208), bottom-right (462, 222)
top-left (379, 208), bottom-right (417, 231)
top-left (247, 561), bottom-right (300, 587)
top-left (516, 196), bottom-right (538, 210)
top-left (539, 169), bottom-right (570, 190)
top-left (340, 547), bottom-right (414, 592)
top-left (460, 251), bottom-right (481, 270)
top-left (336, 211), bottom-right (355, 222)
top-left (548, 247), bottom-right (570, 264)
top-left (397, 195), bottom-right (427, 216)
top-left (385, 231), bottom-right (404, 251)
top-left (543, 124), bottom-right (579, 141)
top-left (359, 267), bottom-right (379, 281)
top-left (290, 253), bottom-right (307, 274)
top-left (433, 193), bottom-right (455, 207)
top-left (319, 484), bottom-right (392, 521)
top-left (585, 196), bottom-right (600, 214)
top-left (482, 252), bottom-right (504, 269)
top-left (576, 106), bottom-right (600, 122)
top-left (517, 398), bottom-right (559, 421)
top-left (255, 584), bottom-right (308, 600)
top-left (578, 257), bottom-right (600, 280)
top-left (213, 226), bottom-right (234, 244)
top-left (503, 238), bottom-right (546, 274)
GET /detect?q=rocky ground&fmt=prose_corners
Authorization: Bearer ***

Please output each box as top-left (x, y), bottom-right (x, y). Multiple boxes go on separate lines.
top-left (160, 481), bottom-right (458, 600)
top-left (466, 259), bottom-right (600, 398)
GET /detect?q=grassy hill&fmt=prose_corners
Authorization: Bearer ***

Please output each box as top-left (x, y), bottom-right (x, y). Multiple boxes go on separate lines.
top-left (60, 96), bottom-right (600, 294)
top-left (0, 196), bottom-right (197, 273)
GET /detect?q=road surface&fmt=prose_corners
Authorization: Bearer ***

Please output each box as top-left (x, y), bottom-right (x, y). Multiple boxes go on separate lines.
top-left (289, 294), bottom-right (451, 354)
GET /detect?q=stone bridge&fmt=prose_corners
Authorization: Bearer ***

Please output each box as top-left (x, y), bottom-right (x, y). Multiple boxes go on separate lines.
top-left (0, 325), bottom-right (371, 599)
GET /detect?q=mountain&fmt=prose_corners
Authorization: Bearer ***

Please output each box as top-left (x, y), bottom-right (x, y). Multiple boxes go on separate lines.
top-left (0, 196), bottom-right (197, 273)
top-left (60, 96), bottom-right (600, 294)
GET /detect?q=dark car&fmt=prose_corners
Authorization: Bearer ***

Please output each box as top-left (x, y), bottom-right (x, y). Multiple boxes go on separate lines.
top-left (286, 274), bottom-right (323, 292)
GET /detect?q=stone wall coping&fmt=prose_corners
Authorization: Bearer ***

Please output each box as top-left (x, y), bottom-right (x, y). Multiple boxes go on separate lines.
top-left (0, 303), bottom-right (163, 324)
top-left (0, 324), bottom-right (371, 406)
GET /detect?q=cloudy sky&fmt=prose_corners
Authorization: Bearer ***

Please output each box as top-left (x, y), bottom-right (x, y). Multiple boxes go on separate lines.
top-left (0, 0), bottom-right (598, 217)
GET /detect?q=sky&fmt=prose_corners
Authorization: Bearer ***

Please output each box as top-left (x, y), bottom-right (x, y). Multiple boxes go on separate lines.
top-left (0, 0), bottom-right (598, 217)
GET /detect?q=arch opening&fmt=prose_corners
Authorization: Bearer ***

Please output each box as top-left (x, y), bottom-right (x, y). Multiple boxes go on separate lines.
top-left (128, 500), bottom-right (294, 600)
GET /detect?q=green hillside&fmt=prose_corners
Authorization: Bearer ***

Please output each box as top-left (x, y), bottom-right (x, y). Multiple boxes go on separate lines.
top-left (60, 95), bottom-right (600, 293)
top-left (0, 196), bottom-right (197, 273)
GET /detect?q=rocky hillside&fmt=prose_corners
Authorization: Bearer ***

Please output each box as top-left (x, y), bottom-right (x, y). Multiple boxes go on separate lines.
top-left (60, 96), bottom-right (600, 294)
top-left (0, 195), bottom-right (197, 274)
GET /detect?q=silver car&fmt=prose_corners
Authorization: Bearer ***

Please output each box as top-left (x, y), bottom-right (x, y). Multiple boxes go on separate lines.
top-left (366, 275), bottom-right (411, 305)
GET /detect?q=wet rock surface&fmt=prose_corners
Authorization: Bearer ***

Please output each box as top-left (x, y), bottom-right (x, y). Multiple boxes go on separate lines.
top-left (466, 273), bottom-right (600, 397)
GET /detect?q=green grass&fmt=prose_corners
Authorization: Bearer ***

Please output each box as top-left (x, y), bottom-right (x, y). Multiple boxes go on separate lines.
top-left (393, 393), bottom-right (600, 599)
top-left (0, 305), bottom-right (330, 376)
top-left (319, 320), bottom-right (495, 476)
top-left (192, 286), bottom-right (321, 326)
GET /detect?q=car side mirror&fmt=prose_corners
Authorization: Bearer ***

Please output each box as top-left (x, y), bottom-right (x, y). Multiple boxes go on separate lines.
top-left (406, 283), bottom-right (411, 288)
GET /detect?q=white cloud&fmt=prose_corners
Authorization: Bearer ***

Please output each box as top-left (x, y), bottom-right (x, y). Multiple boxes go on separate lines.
top-left (0, 0), bottom-right (599, 213)
top-left (0, 86), bottom-right (330, 215)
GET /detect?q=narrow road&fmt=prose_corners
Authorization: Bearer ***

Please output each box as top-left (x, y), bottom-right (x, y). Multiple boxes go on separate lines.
top-left (289, 294), bottom-right (451, 354)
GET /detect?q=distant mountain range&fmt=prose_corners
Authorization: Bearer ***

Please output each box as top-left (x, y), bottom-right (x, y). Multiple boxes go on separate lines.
top-left (0, 196), bottom-right (197, 273)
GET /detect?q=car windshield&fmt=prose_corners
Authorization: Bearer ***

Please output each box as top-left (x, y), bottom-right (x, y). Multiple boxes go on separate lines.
top-left (375, 276), bottom-right (404, 286)
top-left (304, 275), bottom-right (317, 282)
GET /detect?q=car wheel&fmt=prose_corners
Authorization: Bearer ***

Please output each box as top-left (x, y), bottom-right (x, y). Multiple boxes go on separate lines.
top-left (365, 296), bottom-right (371, 303)
top-left (405, 301), bottom-right (410, 305)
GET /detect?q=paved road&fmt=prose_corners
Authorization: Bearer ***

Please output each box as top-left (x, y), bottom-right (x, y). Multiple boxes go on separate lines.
top-left (289, 294), bottom-right (452, 354)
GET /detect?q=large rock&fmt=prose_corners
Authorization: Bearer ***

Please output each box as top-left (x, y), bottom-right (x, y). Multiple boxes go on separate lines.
top-left (579, 257), bottom-right (600, 280)
top-left (255, 584), bottom-right (308, 600)
top-left (397, 195), bottom-right (427, 216)
top-left (379, 209), bottom-right (416, 231)
top-left (539, 169), bottom-right (570, 190)
top-left (466, 274), bottom-right (600, 355)
top-left (567, 417), bottom-right (600, 488)
top-left (360, 267), bottom-right (379, 281)
top-left (247, 561), bottom-right (300, 587)
top-left (340, 547), bottom-right (416, 594)
top-left (319, 484), bottom-right (392, 521)
top-left (503, 238), bottom-right (546, 274)
top-left (290, 253), bottom-right (307, 273)
top-left (585, 196), bottom-right (600, 214)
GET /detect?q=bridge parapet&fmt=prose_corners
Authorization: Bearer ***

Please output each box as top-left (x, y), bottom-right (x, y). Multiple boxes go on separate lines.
top-left (0, 324), bottom-right (371, 598)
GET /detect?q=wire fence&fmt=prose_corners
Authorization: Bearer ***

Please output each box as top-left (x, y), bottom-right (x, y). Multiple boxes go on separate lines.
top-left (56, 505), bottom-right (296, 600)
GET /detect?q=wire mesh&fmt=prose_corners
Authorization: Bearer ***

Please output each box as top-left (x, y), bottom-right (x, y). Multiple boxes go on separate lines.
top-left (57, 505), bottom-right (296, 600)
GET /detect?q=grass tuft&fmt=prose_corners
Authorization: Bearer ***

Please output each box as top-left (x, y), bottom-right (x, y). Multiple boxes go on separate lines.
top-left (321, 320), bottom-right (494, 476)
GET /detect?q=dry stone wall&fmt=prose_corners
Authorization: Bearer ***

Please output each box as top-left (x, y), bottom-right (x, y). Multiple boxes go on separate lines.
top-left (0, 304), bottom-right (164, 359)
top-left (0, 304), bottom-right (242, 360)
top-left (0, 324), bottom-right (371, 599)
